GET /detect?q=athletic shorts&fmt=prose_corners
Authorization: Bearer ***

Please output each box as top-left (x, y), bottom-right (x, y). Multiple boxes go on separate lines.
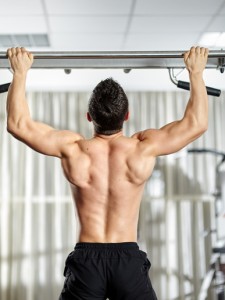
top-left (59, 242), bottom-right (157, 300)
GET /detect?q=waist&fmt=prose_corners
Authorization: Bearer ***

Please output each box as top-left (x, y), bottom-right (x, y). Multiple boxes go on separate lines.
top-left (77, 225), bottom-right (138, 244)
top-left (75, 242), bottom-right (139, 251)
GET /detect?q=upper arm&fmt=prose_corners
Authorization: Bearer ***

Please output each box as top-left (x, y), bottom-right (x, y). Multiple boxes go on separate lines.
top-left (134, 117), bottom-right (206, 157)
top-left (7, 118), bottom-right (83, 158)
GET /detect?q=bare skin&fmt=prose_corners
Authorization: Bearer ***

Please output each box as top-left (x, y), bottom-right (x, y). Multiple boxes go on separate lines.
top-left (6, 46), bottom-right (208, 243)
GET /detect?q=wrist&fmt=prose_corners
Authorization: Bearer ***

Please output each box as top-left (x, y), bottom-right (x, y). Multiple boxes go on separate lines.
top-left (189, 71), bottom-right (203, 78)
top-left (13, 71), bottom-right (27, 79)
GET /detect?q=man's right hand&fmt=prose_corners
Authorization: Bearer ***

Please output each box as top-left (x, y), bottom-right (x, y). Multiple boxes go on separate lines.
top-left (7, 47), bottom-right (33, 75)
top-left (184, 46), bottom-right (209, 74)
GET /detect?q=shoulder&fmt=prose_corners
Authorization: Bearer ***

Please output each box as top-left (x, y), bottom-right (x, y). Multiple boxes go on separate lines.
top-left (131, 129), bottom-right (160, 141)
top-left (61, 130), bottom-right (85, 149)
top-left (60, 131), bottom-right (85, 157)
top-left (131, 129), bottom-right (160, 156)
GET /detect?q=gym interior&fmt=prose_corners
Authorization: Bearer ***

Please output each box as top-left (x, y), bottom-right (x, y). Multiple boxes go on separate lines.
top-left (0, 1), bottom-right (225, 299)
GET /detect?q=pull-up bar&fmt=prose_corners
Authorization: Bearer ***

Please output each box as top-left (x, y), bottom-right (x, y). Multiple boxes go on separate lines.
top-left (0, 50), bottom-right (225, 70)
top-left (0, 50), bottom-right (224, 96)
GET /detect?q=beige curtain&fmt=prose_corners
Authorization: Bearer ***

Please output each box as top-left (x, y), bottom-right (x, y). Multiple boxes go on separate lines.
top-left (0, 90), bottom-right (225, 300)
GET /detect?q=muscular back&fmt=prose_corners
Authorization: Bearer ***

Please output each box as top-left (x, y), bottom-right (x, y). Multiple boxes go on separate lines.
top-left (6, 46), bottom-right (208, 243)
top-left (61, 133), bottom-right (156, 243)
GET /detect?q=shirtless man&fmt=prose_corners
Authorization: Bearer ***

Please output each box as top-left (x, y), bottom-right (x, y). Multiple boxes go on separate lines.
top-left (6, 46), bottom-right (208, 300)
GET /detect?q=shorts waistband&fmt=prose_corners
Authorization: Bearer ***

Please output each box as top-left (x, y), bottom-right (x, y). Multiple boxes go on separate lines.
top-left (75, 242), bottom-right (139, 250)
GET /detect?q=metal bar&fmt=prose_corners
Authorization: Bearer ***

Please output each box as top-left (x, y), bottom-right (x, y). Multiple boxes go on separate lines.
top-left (0, 50), bottom-right (224, 69)
top-left (198, 269), bottom-right (216, 300)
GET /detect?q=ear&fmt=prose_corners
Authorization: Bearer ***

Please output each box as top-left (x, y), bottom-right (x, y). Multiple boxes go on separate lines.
top-left (86, 112), bottom-right (92, 122)
top-left (124, 111), bottom-right (129, 121)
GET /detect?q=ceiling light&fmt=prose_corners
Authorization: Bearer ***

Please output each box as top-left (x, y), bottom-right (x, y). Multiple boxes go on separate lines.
top-left (199, 32), bottom-right (221, 47)
top-left (215, 33), bottom-right (225, 48)
top-left (0, 34), bottom-right (50, 48)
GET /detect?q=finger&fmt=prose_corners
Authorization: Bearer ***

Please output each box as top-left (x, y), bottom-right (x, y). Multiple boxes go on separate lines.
top-left (16, 47), bottom-right (21, 53)
top-left (21, 47), bottom-right (28, 55)
top-left (196, 46), bottom-right (200, 54)
top-left (200, 47), bottom-right (205, 55)
top-left (28, 52), bottom-right (34, 62)
top-left (184, 51), bottom-right (190, 62)
top-left (21, 47), bottom-right (31, 58)
top-left (190, 46), bottom-right (195, 52)
top-left (7, 48), bottom-right (12, 57)
top-left (11, 48), bottom-right (16, 55)
top-left (204, 48), bottom-right (209, 58)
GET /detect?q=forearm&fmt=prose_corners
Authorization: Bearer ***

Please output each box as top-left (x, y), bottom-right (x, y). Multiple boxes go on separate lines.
top-left (183, 72), bottom-right (208, 131)
top-left (7, 72), bottom-right (31, 130)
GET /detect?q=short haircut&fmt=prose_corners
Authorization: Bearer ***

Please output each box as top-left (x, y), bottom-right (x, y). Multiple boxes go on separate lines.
top-left (88, 78), bottom-right (129, 135)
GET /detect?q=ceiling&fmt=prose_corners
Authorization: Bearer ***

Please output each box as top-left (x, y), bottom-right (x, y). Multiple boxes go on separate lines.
top-left (0, 0), bottom-right (225, 91)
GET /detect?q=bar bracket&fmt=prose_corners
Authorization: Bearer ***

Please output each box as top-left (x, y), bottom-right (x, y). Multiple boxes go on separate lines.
top-left (218, 57), bottom-right (225, 73)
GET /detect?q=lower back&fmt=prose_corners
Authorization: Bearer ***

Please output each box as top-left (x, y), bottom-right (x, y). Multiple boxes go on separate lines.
top-left (71, 183), bottom-right (144, 243)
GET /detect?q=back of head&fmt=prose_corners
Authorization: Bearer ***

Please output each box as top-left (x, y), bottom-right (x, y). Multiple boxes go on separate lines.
top-left (88, 78), bottom-right (129, 135)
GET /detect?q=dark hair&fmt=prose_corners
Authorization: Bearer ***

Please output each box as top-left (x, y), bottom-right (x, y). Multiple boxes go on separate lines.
top-left (88, 78), bottom-right (129, 135)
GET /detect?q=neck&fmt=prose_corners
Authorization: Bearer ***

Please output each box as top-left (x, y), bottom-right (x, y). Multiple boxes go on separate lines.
top-left (94, 127), bottom-right (123, 136)
top-left (94, 130), bottom-right (123, 139)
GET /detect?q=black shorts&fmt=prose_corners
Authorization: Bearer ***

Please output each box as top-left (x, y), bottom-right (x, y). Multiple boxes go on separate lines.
top-left (59, 242), bottom-right (157, 300)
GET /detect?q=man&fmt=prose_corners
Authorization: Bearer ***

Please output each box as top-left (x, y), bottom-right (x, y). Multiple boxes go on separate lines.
top-left (6, 46), bottom-right (208, 300)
